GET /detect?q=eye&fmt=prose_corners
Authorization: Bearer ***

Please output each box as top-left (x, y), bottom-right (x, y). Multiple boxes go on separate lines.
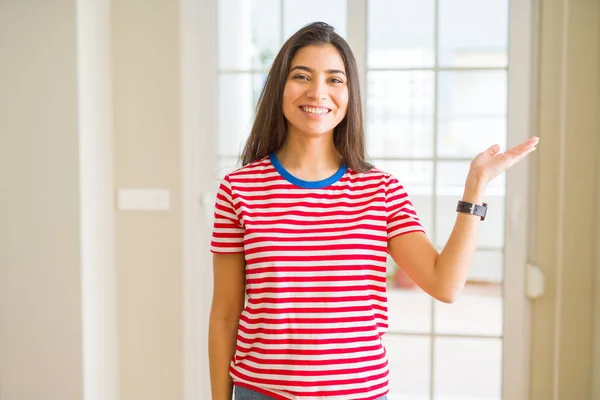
top-left (292, 74), bottom-right (309, 81)
top-left (329, 77), bottom-right (345, 84)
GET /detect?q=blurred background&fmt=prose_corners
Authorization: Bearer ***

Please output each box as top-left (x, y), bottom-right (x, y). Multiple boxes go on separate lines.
top-left (0, 0), bottom-right (598, 399)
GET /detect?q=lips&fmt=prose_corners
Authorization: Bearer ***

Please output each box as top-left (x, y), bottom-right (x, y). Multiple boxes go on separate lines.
top-left (299, 105), bottom-right (332, 115)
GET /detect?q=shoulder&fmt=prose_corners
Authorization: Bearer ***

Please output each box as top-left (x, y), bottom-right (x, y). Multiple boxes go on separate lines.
top-left (222, 156), bottom-right (276, 185)
top-left (344, 166), bottom-right (397, 185)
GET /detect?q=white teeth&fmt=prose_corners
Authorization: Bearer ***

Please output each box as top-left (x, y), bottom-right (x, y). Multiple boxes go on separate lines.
top-left (301, 106), bottom-right (329, 115)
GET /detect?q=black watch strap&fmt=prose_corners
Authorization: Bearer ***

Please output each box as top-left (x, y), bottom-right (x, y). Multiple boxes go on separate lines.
top-left (456, 201), bottom-right (487, 221)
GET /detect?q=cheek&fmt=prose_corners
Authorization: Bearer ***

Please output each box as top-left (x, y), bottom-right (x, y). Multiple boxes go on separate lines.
top-left (336, 89), bottom-right (349, 115)
top-left (283, 83), bottom-right (301, 108)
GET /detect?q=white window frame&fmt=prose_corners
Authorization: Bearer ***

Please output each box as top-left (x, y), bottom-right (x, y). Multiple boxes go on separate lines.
top-left (180, 0), bottom-right (537, 398)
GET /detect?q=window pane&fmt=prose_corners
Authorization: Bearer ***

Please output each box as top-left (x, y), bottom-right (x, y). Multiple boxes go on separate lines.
top-left (383, 335), bottom-right (431, 398)
top-left (218, 74), bottom-right (254, 158)
top-left (437, 71), bottom-right (507, 158)
top-left (438, 0), bottom-right (508, 67)
top-left (253, 73), bottom-right (268, 106)
top-left (218, 0), bottom-right (281, 70)
top-left (434, 338), bottom-right (502, 400)
top-left (372, 160), bottom-right (433, 235)
top-left (434, 161), bottom-right (505, 248)
top-left (386, 281), bottom-right (432, 334)
top-left (283, 0), bottom-right (347, 40)
top-left (367, 71), bottom-right (434, 158)
top-left (368, 0), bottom-right (435, 68)
top-left (434, 268), bottom-right (503, 336)
top-left (468, 249), bottom-right (504, 283)
top-left (215, 156), bottom-right (241, 181)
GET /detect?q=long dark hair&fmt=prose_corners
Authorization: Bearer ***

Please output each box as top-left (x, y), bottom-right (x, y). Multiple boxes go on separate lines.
top-left (240, 22), bottom-right (373, 172)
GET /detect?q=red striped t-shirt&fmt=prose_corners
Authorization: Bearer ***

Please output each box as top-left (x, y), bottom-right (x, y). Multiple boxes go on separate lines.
top-left (210, 154), bottom-right (424, 400)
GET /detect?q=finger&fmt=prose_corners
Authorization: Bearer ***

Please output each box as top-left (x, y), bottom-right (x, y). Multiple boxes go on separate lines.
top-left (506, 137), bottom-right (539, 156)
top-left (505, 144), bottom-right (538, 166)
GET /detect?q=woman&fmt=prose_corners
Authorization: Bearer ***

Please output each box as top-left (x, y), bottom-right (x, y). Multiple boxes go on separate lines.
top-left (209, 22), bottom-right (538, 400)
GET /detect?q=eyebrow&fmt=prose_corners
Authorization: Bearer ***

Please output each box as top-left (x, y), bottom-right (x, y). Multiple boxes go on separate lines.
top-left (290, 65), bottom-right (346, 76)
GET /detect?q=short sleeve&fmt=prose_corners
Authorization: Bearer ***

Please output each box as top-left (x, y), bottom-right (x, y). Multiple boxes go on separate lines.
top-left (386, 176), bottom-right (425, 240)
top-left (210, 176), bottom-right (245, 253)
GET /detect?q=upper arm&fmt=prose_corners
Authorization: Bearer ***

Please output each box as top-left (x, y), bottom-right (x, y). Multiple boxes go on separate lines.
top-left (210, 175), bottom-right (246, 320)
top-left (388, 231), bottom-right (440, 300)
top-left (210, 253), bottom-right (246, 321)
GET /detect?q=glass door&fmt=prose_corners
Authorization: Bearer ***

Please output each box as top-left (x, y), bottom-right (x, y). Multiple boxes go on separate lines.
top-left (201, 1), bottom-right (533, 397)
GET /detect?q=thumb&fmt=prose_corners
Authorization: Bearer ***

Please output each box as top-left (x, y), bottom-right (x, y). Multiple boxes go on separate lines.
top-left (487, 144), bottom-right (501, 156)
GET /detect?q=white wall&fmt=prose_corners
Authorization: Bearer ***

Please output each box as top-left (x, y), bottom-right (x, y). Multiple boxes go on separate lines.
top-left (0, 1), bottom-right (84, 399)
top-left (112, 1), bottom-right (183, 399)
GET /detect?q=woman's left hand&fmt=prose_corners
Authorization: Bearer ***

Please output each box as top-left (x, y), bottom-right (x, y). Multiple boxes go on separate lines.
top-left (468, 136), bottom-right (539, 184)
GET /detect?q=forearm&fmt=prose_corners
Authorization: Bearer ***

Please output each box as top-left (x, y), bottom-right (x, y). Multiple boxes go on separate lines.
top-left (434, 173), bottom-right (487, 302)
top-left (208, 316), bottom-right (240, 400)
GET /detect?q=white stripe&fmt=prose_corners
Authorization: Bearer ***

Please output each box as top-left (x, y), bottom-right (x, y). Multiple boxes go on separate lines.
top-left (245, 249), bottom-right (384, 261)
top-left (242, 220), bottom-right (386, 232)
top-left (247, 280), bottom-right (385, 289)
top-left (236, 340), bottom-right (383, 354)
top-left (239, 310), bottom-right (376, 319)
top-left (233, 193), bottom-right (385, 206)
top-left (239, 208), bottom-right (385, 221)
top-left (244, 229), bottom-right (386, 240)
top-left (244, 238), bottom-right (385, 251)
top-left (238, 356), bottom-right (387, 373)
top-left (244, 299), bottom-right (388, 309)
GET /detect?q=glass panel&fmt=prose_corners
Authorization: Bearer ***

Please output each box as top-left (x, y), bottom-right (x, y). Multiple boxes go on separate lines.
top-left (467, 249), bottom-right (504, 283)
top-left (253, 73), bottom-right (268, 106)
top-left (434, 338), bottom-right (502, 400)
top-left (438, 0), bottom-right (509, 67)
top-left (434, 161), bottom-right (505, 248)
top-left (375, 161), bottom-right (432, 334)
top-left (367, 71), bottom-right (435, 158)
top-left (372, 160), bottom-right (433, 236)
top-left (218, 0), bottom-right (281, 70)
top-left (386, 281), bottom-right (432, 334)
top-left (215, 156), bottom-right (241, 181)
top-left (368, 0), bottom-right (435, 68)
top-left (434, 266), bottom-right (503, 336)
top-left (218, 74), bottom-right (255, 158)
top-left (283, 0), bottom-right (347, 40)
top-left (437, 71), bottom-right (508, 158)
top-left (383, 335), bottom-right (431, 398)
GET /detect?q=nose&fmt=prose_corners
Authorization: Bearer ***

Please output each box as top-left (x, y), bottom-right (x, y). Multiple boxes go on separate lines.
top-left (306, 80), bottom-right (328, 100)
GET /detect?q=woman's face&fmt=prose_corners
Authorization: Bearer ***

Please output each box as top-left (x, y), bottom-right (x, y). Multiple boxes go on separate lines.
top-left (282, 44), bottom-right (349, 138)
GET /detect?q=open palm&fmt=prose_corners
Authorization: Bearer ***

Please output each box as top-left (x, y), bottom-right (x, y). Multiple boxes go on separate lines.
top-left (470, 137), bottom-right (539, 183)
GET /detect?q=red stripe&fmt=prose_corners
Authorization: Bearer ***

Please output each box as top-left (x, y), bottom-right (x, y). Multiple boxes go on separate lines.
top-left (246, 284), bottom-right (386, 295)
top-left (239, 314), bottom-right (379, 325)
top-left (235, 359), bottom-right (388, 377)
top-left (244, 243), bottom-right (386, 256)
top-left (236, 332), bottom-right (382, 346)
top-left (246, 296), bottom-right (386, 305)
top-left (239, 353), bottom-right (385, 366)
top-left (247, 254), bottom-right (387, 264)
top-left (244, 232), bottom-right (386, 244)
top-left (231, 367), bottom-right (389, 388)
top-left (246, 274), bottom-right (386, 284)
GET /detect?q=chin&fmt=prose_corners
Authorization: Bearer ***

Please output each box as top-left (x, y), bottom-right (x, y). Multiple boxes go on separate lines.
top-left (295, 122), bottom-right (338, 136)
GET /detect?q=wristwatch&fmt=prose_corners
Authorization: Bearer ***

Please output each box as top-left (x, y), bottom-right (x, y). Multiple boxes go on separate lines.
top-left (456, 201), bottom-right (487, 221)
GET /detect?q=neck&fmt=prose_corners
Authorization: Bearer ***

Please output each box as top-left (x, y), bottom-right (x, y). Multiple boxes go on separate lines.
top-left (275, 129), bottom-right (343, 181)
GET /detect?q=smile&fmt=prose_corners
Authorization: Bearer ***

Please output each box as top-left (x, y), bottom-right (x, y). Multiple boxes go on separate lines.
top-left (299, 106), bottom-right (331, 115)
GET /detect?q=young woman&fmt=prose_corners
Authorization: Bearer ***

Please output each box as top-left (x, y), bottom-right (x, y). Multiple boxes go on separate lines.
top-left (208, 22), bottom-right (538, 400)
